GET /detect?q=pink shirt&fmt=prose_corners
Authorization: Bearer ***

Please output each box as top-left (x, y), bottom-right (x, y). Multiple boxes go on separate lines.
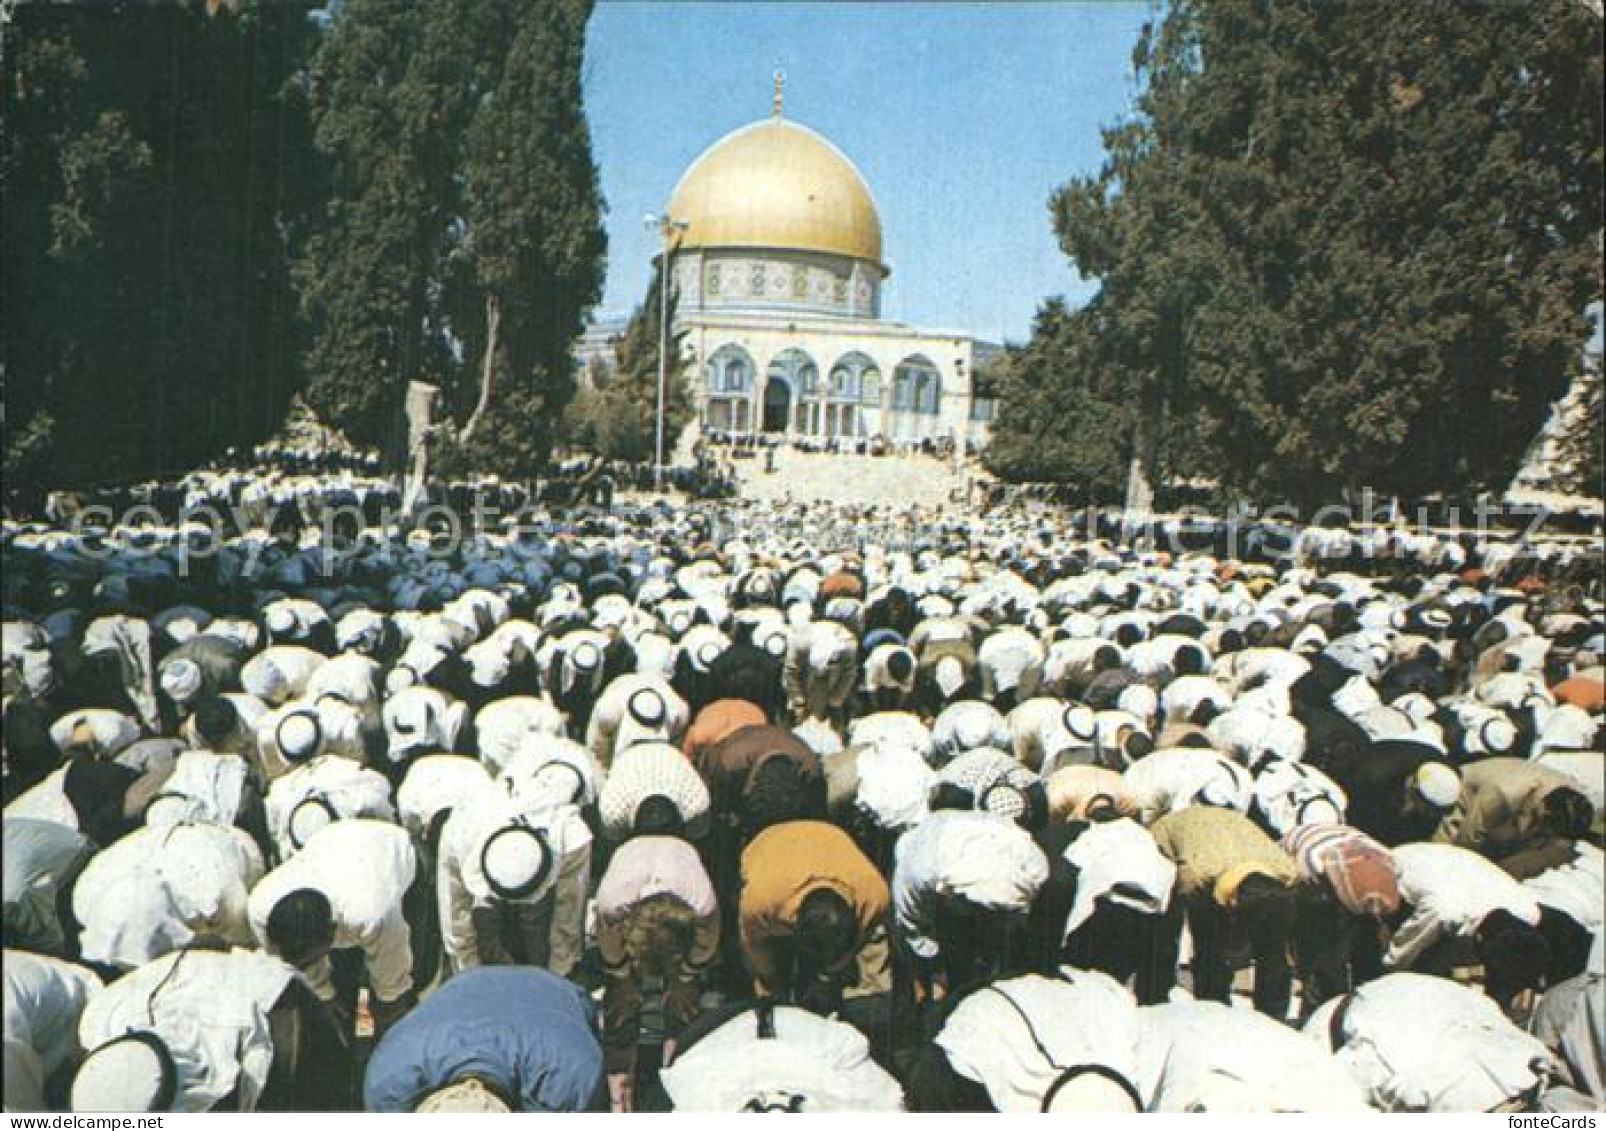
top-left (593, 836), bottom-right (718, 970)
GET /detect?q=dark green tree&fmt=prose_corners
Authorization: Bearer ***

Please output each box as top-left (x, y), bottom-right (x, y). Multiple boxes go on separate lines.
top-left (1033, 0), bottom-right (1603, 510)
top-left (985, 299), bottom-right (1130, 499)
top-left (561, 261), bottom-right (693, 465)
top-left (302, 0), bottom-right (605, 476)
top-left (3, 1), bottom-right (321, 495)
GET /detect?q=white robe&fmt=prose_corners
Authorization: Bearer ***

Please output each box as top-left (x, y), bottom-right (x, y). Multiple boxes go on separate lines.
top-left (77, 948), bottom-right (295, 1113)
top-left (3, 950), bottom-right (103, 1111)
top-left (74, 822), bottom-right (265, 970)
top-left (1385, 843), bottom-right (1543, 971)
top-left (247, 819), bottom-right (415, 1003)
top-left (1323, 972), bottom-right (1553, 1111)
top-left (660, 1005), bottom-right (904, 1112)
top-left (436, 795), bottom-right (591, 977)
top-left (1061, 819), bottom-right (1176, 938)
top-left (1137, 1000), bottom-right (1370, 1112)
top-left (936, 970), bottom-right (1141, 1112)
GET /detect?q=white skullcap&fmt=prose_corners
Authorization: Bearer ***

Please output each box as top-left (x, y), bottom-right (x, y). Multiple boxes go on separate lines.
top-left (1421, 607), bottom-right (1453, 630)
top-left (160, 659), bottom-right (203, 705)
top-left (761, 629), bottom-right (788, 658)
top-left (1196, 779), bottom-right (1238, 809)
top-left (144, 792), bottom-right (197, 829)
top-left (955, 709), bottom-right (997, 752)
top-left (1295, 793), bottom-right (1344, 826)
top-left (696, 640), bottom-right (722, 668)
top-left (480, 824), bottom-right (552, 901)
top-left (337, 609), bottom-right (385, 651)
top-left (289, 796), bottom-right (337, 849)
top-left (276, 710), bottom-right (322, 763)
top-left (265, 605), bottom-right (296, 636)
top-left (416, 1078), bottom-right (512, 1114)
top-left (72, 1035), bottom-right (172, 1112)
top-left (244, 660), bottom-right (288, 704)
top-left (1479, 715), bottom-right (1517, 755)
top-left (1044, 1070), bottom-right (1142, 1113)
top-left (808, 631), bottom-right (852, 671)
top-left (1413, 762), bottom-right (1462, 808)
top-left (1061, 704), bottom-right (1098, 743)
top-left (628, 688), bottom-right (666, 727)
top-left (385, 665), bottom-right (417, 695)
top-left (569, 639), bottom-right (601, 671)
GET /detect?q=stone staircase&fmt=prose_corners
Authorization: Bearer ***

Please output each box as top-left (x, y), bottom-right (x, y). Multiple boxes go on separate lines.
top-left (726, 443), bottom-right (975, 509)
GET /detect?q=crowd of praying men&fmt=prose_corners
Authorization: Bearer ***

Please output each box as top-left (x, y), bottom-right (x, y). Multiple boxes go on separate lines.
top-left (3, 477), bottom-right (1604, 1113)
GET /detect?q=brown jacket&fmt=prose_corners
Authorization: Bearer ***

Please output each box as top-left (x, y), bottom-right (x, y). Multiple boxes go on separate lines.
top-left (1044, 765), bottom-right (1140, 823)
top-left (1434, 757), bottom-right (1580, 860)
top-left (694, 723), bottom-right (823, 812)
top-left (682, 699), bottom-right (767, 762)
top-left (738, 820), bottom-right (889, 993)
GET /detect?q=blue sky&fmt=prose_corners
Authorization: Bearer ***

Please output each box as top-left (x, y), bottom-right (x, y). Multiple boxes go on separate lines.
top-left (583, 1), bottom-right (1154, 344)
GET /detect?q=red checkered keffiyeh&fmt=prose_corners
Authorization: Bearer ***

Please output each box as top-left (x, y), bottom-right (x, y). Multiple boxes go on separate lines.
top-left (1283, 823), bottom-right (1400, 920)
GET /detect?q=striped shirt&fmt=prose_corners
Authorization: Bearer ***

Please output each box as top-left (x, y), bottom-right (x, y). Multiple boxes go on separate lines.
top-left (1282, 823), bottom-right (1400, 919)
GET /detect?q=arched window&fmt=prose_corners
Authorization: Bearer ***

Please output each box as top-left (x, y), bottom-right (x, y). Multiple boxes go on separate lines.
top-left (766, 349), bottom-right (817, 397)
top-left (706, 345), bottom-right (755, 395)
top-left (828, 352), bottom-right (880, 404)
top-left (894, 355), bottom-right (941, 415)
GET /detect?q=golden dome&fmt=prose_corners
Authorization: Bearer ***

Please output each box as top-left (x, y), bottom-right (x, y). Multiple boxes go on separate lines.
top-left (667, 117), bottom-right (885, 270)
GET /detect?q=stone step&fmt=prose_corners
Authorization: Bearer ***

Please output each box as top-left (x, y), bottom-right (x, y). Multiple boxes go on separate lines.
top-left (721, 445), bottom-right (975, 509)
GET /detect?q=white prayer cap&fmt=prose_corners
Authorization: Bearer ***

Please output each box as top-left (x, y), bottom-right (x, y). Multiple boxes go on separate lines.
top-left (1044, 1069), bottom-right (1142, 1113)
top-left (1295, 793), bottom-right (1344, 826)
top-left (1478, 714), bottom-right (1517, 756)
top-left (276, 709), bottom-right (323, 763)
top-left (1061, 704), bottom-right (1098, 744)
top-left (628, 688), bottom-right (667, 728)
top-left (243, 658), bottom-right (288, 704)
top-left (1412, 761), bottom-right (1462, 809)
top-left (264, 604), bottom-right (296, 636)
top-left (1196, 779), bottom-right (1239, 809)
top-left (1392, 692), bottom-right (1437, 726)
top-left (336, 608), bottom-right (385, 651)
top-left (807, 630), bottom-right (852, 672)
top-left (759, 627), bottom-right (789, 659)
top-left (160, 659), bottom-right (203, 705)
top-left (384, 664), bottom-right (418, 695)
top-left (480, 824), bottom-right (552, 902)
top-left (289, 795), bottom-right (338, 849)
top-left (72, 1034), bottom-right (173, 1113)
top-left (144, 792), bottom-right (201, 829)
top-left (569, 638), bottom-right (602, 672)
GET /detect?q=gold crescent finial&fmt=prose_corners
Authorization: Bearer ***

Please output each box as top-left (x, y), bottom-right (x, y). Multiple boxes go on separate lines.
top-left (772, 69), bottom-right (786, 118)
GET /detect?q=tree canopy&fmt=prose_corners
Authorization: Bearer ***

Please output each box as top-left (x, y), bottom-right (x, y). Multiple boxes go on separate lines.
top-left (299, 0), bottom-right (606, 478)
top-left (4, 1), bottom-right (321, 492)
top-left (992, 0), bottom-right (1604, 510)
top-left (561, 261), bottom-right (694, 466)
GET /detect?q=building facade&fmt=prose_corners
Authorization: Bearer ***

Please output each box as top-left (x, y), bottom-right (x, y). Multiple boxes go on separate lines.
top-left (650, 100), bottom-right (995, 450)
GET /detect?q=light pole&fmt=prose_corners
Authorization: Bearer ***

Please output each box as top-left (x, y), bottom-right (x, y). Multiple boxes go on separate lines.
top-left (645, 212), bottom-right (688, 494)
